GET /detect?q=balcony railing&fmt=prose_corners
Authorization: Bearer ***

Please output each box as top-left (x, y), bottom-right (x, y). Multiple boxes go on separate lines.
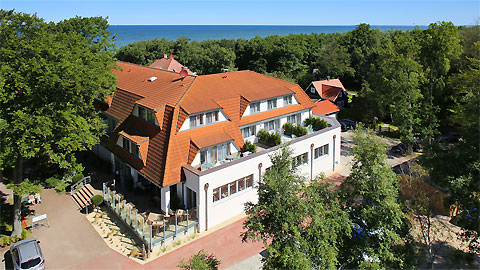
top-left (103, 183), bottom-right (199, 251)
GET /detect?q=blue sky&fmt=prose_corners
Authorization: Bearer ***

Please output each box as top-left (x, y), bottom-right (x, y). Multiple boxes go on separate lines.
top-left (2, 0), bottom-right (479, 26)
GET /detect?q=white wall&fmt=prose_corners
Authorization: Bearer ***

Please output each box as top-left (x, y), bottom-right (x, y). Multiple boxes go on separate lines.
top-left (195, 125), bottom-right (341, 231)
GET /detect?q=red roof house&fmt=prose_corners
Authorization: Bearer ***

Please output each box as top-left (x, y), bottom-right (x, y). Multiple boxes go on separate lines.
top-left (149, 54), bottom-right (194, 75)
top-left (305, 78), bottom-right (348, 108)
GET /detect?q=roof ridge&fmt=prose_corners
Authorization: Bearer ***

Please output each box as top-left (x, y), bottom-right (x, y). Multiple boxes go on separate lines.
top-left (253, 71), bottom-right (301, 88)
top-left (117, 61), bottom-right (196, 78)
top-left (196, 70), bottom-right (250, 78)
top-left (173, 76), bottom-right (197, 111)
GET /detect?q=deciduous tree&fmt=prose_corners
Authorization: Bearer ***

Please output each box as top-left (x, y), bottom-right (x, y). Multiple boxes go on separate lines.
top-left (242, 147), bottom-right (350, 269)
top-left (0, 10), bottom-right (117, 236)
top-left (338, 127), bottom-right (414, 268)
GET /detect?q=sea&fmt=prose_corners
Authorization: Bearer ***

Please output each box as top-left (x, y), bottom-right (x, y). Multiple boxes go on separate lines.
top-left (108, 25), bottom-right (424, 49)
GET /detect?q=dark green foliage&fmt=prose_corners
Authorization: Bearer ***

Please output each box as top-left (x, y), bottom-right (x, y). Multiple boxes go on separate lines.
top-left (91, 195), bottom-right (104, 206)
top-left (282, 122), bottom-right (307, 137)
top-left (177, 249), bottom-right (220, 270)
top-left (338, 127), bottom-right (415, 268)
top-left (45, 176), bottom-right (62, 188)
top-left (303, 116), bottom-right (328, 131)
top-left (71, 173), bottom-right (85, 184)
top-left (256, 130), bottom-right (281, 147)
top-left (0, 10), bottom-right (117, 236)
top-left (421, 43), bottom-right (480, 254)
top-left (241, 140), bottom-right (257, 153)
top-left (242, 146), bottom-right (351, 269)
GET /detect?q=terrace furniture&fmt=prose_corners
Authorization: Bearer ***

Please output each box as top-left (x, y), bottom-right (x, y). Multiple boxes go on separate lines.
top-left (175, 209), bottom-right (186, 222)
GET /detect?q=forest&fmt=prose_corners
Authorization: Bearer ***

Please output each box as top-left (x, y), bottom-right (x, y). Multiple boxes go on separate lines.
top-left (117, 24), bottom-right (480, 265)
top-left (116, 23), bottom-right (478, 138)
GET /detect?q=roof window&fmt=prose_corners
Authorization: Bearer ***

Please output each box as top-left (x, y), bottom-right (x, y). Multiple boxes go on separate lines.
top-left (148, 76), bottom-right (157, 82)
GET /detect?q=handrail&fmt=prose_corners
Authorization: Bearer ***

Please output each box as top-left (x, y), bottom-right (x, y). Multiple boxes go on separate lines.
top-left (70, 176), bottom-right (91, 196)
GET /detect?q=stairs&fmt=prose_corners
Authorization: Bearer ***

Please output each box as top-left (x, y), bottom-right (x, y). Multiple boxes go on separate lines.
top-left (71, 184), bottom-right (96, 210)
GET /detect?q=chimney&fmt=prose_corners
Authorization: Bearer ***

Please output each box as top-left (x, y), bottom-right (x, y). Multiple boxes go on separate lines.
top-left (163, 54), bottom-right (167, 59)
top-left (326, 76), bottom-right (330, 80)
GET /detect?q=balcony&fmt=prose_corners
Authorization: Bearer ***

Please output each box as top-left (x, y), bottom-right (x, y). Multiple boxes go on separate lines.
top-left (194, 116), bottom-right (337, 172)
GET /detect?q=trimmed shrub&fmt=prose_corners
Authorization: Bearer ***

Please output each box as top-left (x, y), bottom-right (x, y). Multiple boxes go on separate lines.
top-left (257, 130), bottom-right (281, 147)
top-left (71, 173), bottom-right (85, 184)
top-left (91, 195), bottom-right (104, 207)
top-left (282, 122), bottom-right (307, 137)
top-left (178, 249), bottom-right (220, 270)
top-left (241, 141), bottom-right (257, 153)
top-left (303, 116), bottom-right (328, 131)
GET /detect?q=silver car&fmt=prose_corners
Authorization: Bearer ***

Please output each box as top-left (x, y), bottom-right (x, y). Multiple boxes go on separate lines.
top-left (10, 238), bottom-right (45, 270)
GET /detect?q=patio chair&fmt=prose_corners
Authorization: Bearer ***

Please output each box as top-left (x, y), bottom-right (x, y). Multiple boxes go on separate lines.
top-left (175, 209), bottom-right (186, 223)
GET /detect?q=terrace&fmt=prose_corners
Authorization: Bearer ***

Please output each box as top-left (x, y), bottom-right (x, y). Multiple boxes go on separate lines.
top-left (102, 182), bottom-right (199, 252)
top-left (197, 116), bottom-right (336, 172)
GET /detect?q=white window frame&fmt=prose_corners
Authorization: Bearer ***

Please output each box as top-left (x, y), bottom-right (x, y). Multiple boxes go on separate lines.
top-left (283, 95), bottom-right (292, 106)
top-left (250, 102), bottom-right (260, 114)
top-left (314, 144), bottom-right (329, 159)
top-left (267, 99), bottom-right (277, 110)
top-left (265, 120), bottom-right (275, 131)
top-left (241, 125), bottom-right (256, 138)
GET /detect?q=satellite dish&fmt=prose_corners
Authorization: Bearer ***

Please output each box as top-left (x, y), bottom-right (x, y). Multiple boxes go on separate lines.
top-left (179, 69), bottom-right (188, 78)
top-left (169, 54), bottom-right (175, 59)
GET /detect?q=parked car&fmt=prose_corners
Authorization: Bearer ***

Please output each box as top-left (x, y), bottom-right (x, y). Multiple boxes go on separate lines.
top-left (390, 141), bottom-right (421, 156)
top-left (339, 119), bottom-right (357, 132)
top-left (10, 238), bottom-right (45, 270)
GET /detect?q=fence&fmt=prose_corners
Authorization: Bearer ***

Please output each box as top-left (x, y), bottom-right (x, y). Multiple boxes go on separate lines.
top-left (102, 183), bottom-right (199, 251)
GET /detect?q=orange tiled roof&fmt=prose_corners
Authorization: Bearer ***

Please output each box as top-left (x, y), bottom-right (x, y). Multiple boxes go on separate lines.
top-left (149, 57), bottom-right (194, 75)
top-left (312, 100), bottom-right (341, 115)
top-left (311, 79), bottom-right (346, 101)
top-left (106, 62), bottom-right (315, 187)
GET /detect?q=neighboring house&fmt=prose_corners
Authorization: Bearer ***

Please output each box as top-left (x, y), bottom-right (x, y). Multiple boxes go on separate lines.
top-left (305, 78), bottom-right (349, 108)
top-left (312, 100), bottom-right (341, 119)
top-left (149, 54), bottom-right (194, 75)
top-left (93, 61), bottom-right (341, 233)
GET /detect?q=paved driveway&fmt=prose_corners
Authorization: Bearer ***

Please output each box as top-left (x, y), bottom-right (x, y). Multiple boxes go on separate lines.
top-left (1, 186), bottom-right (264, 270)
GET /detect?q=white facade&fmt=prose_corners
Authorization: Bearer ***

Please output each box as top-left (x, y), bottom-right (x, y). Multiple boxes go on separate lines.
top-left (183, 120), bottom-right (341, 232)
top-left (94, 112), bottom-right (341, 234)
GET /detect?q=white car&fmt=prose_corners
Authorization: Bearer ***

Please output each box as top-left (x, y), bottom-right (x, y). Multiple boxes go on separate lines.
top-left (10, 238), bottom-right (45, 270)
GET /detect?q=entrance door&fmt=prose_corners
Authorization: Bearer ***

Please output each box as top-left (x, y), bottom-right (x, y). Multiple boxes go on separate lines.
top-left (186, 188), bottom-right (197, 210)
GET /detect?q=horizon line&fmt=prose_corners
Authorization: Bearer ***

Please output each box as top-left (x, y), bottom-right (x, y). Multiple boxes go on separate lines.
top-left (108, 24), bottom-right (431, 27)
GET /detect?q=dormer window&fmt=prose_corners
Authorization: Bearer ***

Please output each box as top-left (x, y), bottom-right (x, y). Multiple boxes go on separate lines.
top-left (138, 106), bottom-right (156, 125)
top-left (121, 137), bottom-right (140, 159)
top-left (206, 111), bottom-right (219, 124)
top-left (190, 110), bottom-right (219, 128)
top-left (283, 95), bottom-right (292, 106)
top-left (250, 102), bottom-right (260, 114)
top-left (267, 99), bottom-right (277, 110)
top-left (190, 114), bottom-right (203, 127)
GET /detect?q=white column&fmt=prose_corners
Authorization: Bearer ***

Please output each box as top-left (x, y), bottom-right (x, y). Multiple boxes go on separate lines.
top-left (160, 186), bottom-right (170, 213)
